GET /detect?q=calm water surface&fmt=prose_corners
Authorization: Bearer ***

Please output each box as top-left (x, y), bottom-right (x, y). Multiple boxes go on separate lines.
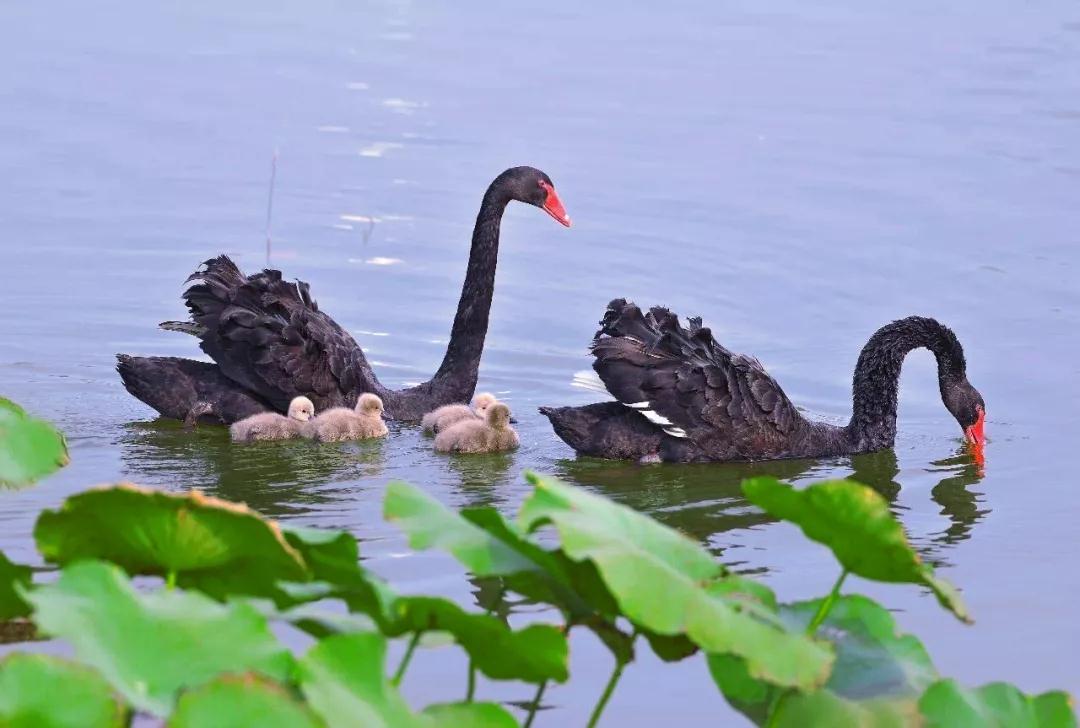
top-left (2, 1), bottom-right (1078, 723)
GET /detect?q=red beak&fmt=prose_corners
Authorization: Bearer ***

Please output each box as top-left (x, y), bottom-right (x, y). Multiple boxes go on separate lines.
top-left (964, 408), bottom-right (985, 447)
top-left (539, 181), bottom-right (571, 227)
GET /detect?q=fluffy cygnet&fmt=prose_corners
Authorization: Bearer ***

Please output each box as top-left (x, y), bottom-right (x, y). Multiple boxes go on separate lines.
top-left (306, 393), bottom-right (388, 443)
top-left (419, 388), bottom-right (498, 434)
top-left (434, 402), bottom-right (518, 454)
top-left (230, 396), bottom-right (315, 442)
top-left (420, 392), bottom-right (497, 435)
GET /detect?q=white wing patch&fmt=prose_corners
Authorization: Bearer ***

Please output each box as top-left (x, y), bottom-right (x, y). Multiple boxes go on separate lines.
top-left (629, 402), bottom-right (689, 439)
top-left (571, 370), bottom-right (612, 397)
top-left (569, 371), bottom-right (688, 438)
top-left (639, 409), bottom-right (673, 426)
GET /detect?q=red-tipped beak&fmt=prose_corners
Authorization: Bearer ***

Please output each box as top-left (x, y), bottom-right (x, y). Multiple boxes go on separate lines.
top-left (964, 408), bottom-right (985, 448)
top-left (539, 181), bottom-right (571, 227)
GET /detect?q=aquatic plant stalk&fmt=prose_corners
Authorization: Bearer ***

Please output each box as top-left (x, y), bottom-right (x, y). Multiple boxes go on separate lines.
top-left (522, 679), bottom-right (549, 728)
top-left (466, 661), bottom-right (476, 702)
top-left (764, 570), bottom-right (852, 728)
top-left (586, 657), bottom-right (628, 728)
top-left (807, 569), bottom-right (849, 634)
top-left (391, 632), bottom-right (421, 687)
top-left (165, 570), bottom-right (176, 591)
top-left (586, 630), bottom-right (636, 728)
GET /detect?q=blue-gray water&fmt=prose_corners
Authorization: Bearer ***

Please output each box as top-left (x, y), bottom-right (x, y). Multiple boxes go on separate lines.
top-left (2, 1), bottom-right (1078, 723)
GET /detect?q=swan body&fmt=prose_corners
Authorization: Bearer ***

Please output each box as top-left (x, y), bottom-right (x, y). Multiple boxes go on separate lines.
top-left (434, 402), bottom-right (519, 454)
top-left (421, 392), bottom-right (496, 435)
top-left (541, 299), bottom-right (985, 463)
top-left (305, 393), bottom-right (388, 443)
top-left (117, 167), bottom-right (570, 424)
top-left (230, 396), bottom-right (315, 442)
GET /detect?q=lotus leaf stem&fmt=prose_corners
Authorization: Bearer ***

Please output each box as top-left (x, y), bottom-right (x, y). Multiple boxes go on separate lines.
top-left (466, 661), bottom-right (476, 702)
top-left (392, 631), bottom-right (422, 687)
top-left (523, 679), bottom-right (549, 728)
top-left (806, 569), bottom-right (849, 635)
top-left (586, 629), bottom-right (636, 728)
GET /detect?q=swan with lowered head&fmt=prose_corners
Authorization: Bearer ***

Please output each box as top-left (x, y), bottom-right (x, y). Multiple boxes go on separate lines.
top-left (541, 300), bottom-right (986, 463)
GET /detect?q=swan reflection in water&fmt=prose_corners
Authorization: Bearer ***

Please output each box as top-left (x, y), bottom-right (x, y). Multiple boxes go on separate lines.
top-left (551, 444), bottom-right (986, 568)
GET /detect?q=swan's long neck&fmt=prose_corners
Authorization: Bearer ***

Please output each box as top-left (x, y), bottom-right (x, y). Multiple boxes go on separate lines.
top-left (431, 182), bottom-right (509, 394)
top-left (844, 316), bottom-right (967, 451)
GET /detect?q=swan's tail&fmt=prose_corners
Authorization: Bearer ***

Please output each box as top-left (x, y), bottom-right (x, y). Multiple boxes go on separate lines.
top-left (539, 402), bottom-right (663, 460)
top-left (116, 354), bottom-right (269, 424)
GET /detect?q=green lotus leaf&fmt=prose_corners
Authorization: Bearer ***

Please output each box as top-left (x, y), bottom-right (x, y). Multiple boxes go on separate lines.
top-left (386, 596), bottom-right (569, 684)
top-left (33, 484), bottom-right (307, 594)
top-left (384, 481), bottom-right (537, 575)
top-left (709, 595), bottom-right (937, 726)
top-left (421, 701), bottom-right (521, 727)
top-left (0, 550), bottom-right (32, 620)
top-left (0, 653), bottom-right (128, 727)
top-left (22, 560), bottom-right (294, 717)
top-left (169, 673), bottom-right (325, 728)
top-left (299, 631), bottom-right (424, 728)
top-left (519, 472), bottom-right (832, 689)
top-left (919, 679), bottom-right (1077, 728)
top-left (385, 481), bottom-right (631, 658)
top-left (742, 477), bottom-right (970, 623)
top-left (0, 397), bottom-right (68, 488)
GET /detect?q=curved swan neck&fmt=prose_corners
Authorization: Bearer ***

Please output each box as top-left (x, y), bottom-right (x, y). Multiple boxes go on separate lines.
top-left (845, 316), bottom-right (967, 451)
top-left (432, 181), bottom-right (511, 392)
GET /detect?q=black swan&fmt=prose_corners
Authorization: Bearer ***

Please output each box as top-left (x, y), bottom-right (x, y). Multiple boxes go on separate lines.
top-left (229, 396), bottom-right (315, 442)
top-left (305, 393), bottom-right (388, 442)
top-left (540, 299), bottom-right (986, 463)
top-left (434, 401), bottom-right (519, 454)
top-left (117, 166), bottom-right (569, 423)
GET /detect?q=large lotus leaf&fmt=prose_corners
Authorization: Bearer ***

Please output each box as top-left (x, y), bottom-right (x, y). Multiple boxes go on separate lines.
top-left (384, 482), bottom-right (634, 659)
top-left (22, 560), bottom-right (294, 717)
top-left (169, 674), bottom-right (324, 728)
top-left (742, 477), bottom-right (970, 623)
top-left (0, 397), bottom-right (68, 488)
top-left (919, 679), bottom-right (1077, 728)
top-left (299, 631), bottom-right (425, 728)
top-left (709, 595), bottom-right (937, 726)
top-left (0, 550), bottom-right (31, 620)
top-left (421, 702), bottom-right (521, 727)
top-left (518, 472), bottom-right (832, 689)
top-left (384, 481), bottom-right (537, 575)
top-left (288, 546), bottom-right (569, 686)
top-left (769, 691), bottom-right (920, 727)
top-left (387, 596), bottom-right (568, 684)
top-left (242, 597), bottom-right (378, 639)
top-left (0, 653), bottom-right (128, 728)
top-left (284, 526), bottom-right (360, 575)
top-left (189, 525), bottom-right (363, 607)
top-left (34, 485), bottom-right (307, 594)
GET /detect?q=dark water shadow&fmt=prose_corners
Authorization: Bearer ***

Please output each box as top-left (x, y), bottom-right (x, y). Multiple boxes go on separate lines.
top-left (548, 446), bottom-right (987, 569)
top-left (114, 419), bottom-right (386, 518)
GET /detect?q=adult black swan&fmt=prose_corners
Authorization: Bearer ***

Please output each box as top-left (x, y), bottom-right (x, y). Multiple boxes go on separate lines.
top-left (540, 300), bottom-right (986, 463)
top-left (118, 166), bottom-right (570, 423)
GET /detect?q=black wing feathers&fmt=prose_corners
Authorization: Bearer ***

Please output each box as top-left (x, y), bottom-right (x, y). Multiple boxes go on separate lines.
top-left (182, 256), bottom-right (376, 411)
top-left (590, 298), bottom-right (804, 459)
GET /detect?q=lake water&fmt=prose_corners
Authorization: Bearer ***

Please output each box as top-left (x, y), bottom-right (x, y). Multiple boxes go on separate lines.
top-left (2, 1), bottom-right (1078, 723)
